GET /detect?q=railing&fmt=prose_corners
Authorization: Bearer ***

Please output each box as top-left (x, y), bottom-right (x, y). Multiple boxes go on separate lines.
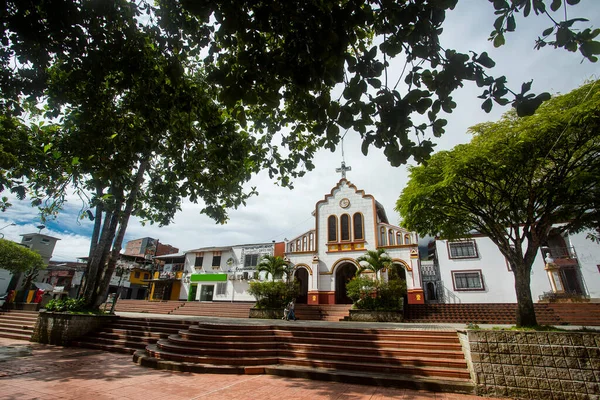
top-left (542, 246), bottom-right (577, 260)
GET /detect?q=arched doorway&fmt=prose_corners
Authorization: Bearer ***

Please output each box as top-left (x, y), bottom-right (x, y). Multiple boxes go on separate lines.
top-left (389, 263), bottom-right (407, 281)
top-left (426, 282), bottom-right (437, 301)
top-left (294, 268), bottom-right (309, 304)
top-left (335, 262), bottom-right (357, 304)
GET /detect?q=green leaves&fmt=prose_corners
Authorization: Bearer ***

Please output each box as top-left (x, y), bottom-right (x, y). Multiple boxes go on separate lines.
top-left (0, 238), bottom-right (45, 274)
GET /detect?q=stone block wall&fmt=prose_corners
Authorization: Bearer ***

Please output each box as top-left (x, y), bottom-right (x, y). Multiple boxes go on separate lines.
top-left (32, 311), bottom-right (118, 345)
top-left (459, 330), bottom-right (600, 400)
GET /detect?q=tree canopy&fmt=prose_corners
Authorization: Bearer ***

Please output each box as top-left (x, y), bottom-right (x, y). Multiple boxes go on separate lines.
top-left (257, 255), bottom-right (290, 281)
top-left (356, 249), bottom-right (392, 281)
top-left (0, 239), bottom-right (45, 274)
top-left (0, 0), bottom-right (598, 309)
top-left (396, 80), bottom-right (600, 326)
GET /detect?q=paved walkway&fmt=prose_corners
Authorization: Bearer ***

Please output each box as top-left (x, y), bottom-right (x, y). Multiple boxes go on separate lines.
top-left (0, 337), bottom-right (499, 400)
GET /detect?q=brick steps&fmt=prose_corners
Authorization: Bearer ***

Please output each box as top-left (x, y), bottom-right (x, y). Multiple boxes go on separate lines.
top-left (0, 310), bottom-right (37, 341)
top-left (108, 300), bottom-right (350, 321)
top-left (134, 321), bottom-right (473, 393)
top-left (106, 300), bottom-right (186, 314)
top-left (170, 302), bottom-right (253, 318)
top-left (405, 303), bottom-right (600, 326)
top-left (72, 316), bottom-right (196, 354)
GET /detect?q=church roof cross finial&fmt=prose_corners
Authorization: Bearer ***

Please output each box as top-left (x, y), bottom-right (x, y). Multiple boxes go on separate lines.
top-left (335, 134), bottom-right (351, 179)
top-left (336, 160), bottom-right (351, 179)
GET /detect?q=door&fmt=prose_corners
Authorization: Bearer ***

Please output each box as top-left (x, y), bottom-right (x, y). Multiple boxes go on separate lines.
top-left (295, 268), bottom-right (309, 304)
top-left (200, 285), bottom-right (214, 301)
top-left (188, 284), bottom-right (198, 301)
top-left (335, 263), bottom-right (357, 304)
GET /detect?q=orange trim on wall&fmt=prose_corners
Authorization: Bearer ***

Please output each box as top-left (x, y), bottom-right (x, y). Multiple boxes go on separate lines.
top-left (295, 263), bottom-right (313, 276)
top-left (329, 257), bottom-right (359, 275)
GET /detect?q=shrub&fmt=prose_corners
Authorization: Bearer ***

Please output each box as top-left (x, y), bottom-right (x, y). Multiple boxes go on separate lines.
top-left (44, 297), bottom-right (88, 313)
top-left (248, 281), bottom-right (299, 309)
top-left (346, 276), bottom-right (406, 311)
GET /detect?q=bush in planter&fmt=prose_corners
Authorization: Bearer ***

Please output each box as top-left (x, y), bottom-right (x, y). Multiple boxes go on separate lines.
top-left (346, 276), bottom-right (406, 311)
top-left (248, 281), bottom-right (299, 310)
top-left (44, 297), bottom-right (88, 313)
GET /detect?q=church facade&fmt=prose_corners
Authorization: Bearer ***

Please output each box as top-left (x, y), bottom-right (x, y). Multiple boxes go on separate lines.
top-left (285, 178), bottom-right (424, 305)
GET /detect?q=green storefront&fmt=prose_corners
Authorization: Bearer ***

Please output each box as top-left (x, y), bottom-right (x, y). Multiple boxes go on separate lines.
top-left (188, 273), bottom-right (227, 301)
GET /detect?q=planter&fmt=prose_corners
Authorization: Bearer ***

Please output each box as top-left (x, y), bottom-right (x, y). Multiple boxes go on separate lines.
top-left (249, 308), bottom-right (284, 319)
top-left (348, 309), bottom-right (404, 322)
top-left (31, 311), bottom-right (119, 345)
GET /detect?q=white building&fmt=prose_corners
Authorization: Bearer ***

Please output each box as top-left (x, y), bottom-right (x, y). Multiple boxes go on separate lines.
top-left (180, 242), bottom-right (284, 302)
top-left (431, 227), bottom-right (600, 304)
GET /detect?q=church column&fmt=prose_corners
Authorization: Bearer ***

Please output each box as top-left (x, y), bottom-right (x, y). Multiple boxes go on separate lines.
top-left (407, 249), bottom-right (425, 304)
top-left (308, 255), bottom-right (320, 305)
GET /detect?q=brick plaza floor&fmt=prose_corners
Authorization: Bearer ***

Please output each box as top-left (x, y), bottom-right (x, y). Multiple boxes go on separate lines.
top-left (0, 337), bottom-right (497, 400)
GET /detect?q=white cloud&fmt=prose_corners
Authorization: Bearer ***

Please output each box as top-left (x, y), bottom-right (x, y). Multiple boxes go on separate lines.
top-left (1, 2), bottom-right (599, 258)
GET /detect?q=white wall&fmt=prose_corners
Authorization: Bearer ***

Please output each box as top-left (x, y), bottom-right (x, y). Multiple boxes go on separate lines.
top-left (436, 231), bottom-right (600, 303)
top-left (0, 269), bottom-right (12, 294)
top-left (567, 230), bottom-right (600, 299)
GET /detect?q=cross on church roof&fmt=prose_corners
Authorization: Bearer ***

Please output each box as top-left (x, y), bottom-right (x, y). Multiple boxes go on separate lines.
top-left (336, 161), bottom-right (351, 179)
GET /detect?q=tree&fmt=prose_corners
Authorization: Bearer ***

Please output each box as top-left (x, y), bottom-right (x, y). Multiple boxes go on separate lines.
top-left (0, 1), bottom-right (598, 310)
top-left (356, 249), bottom-right (392, 282)
top-left (396, 81), bottom-right (600, 327)
top-left (0, 239), bottom-right (44, 275)
top-left (257, 255), bottom-right (291, 282)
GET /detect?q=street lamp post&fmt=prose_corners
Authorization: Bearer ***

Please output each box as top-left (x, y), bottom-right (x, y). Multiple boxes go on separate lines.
top-left (109, 264), bottom-right (132, 314)
top-left (0, 222), bottom-right (16, 239)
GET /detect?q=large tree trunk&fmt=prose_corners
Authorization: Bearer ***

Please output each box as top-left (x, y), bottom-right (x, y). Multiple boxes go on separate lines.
top-left (82, 195), bottom-right (122, 308)
top-left (513, 261), bottom-right (538, 327)
top-left (91, 158), bottom-right (150, 309)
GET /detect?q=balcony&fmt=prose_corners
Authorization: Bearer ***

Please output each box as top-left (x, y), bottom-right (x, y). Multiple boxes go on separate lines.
top-left (542, 246), bottom-right (578, 266)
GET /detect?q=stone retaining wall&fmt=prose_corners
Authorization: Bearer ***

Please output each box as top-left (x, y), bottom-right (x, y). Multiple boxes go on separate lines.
top-left (32, 311), bottom-right (118, 345)
top-left (459, 330), bottom-right (600, 400)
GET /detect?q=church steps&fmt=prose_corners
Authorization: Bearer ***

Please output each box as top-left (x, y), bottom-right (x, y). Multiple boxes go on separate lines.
top-left (263, 365), bottom-right (475, 393)
top-left (142, 344), bottom-right (469, 381)
top-left (134, 320), bottom-right (472, 393)
top-left (166, 334), bottom-right (465, 358)
top-left (186, 324), bottom-right (459, 343)
top-left (155, 339), bottom-right (467, 369)
top-left (177, 331), bottom-right (462, 351)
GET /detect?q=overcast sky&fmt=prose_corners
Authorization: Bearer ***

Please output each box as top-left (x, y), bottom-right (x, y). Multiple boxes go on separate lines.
top-left (1, 1), bottom-right (599, 261)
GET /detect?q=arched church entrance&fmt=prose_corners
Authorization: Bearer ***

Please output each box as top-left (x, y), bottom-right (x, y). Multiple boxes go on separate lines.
top-left (294, 268), bottom-right (309, 304)
top-left (335, 262), bottom-right (357, 304)
top-left (390, 262), bottom-right (408, 309)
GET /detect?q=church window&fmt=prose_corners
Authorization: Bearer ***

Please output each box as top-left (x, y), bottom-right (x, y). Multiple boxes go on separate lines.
top-left (448, 240), bottom-right (478, 259)
top-left (302, 236), bottom-right (308, 251)
top-left (353, 213), bottom-right (364, 240)
top-left (396, 232), bottom-right (402, 245)
top-left (404, 234), bottom-right (411, 244)
top-left (289, 242), bottom-right (294, 252)
top-left (296, 239), bottom-right (301, 250)
top-left (309, 233), bottom-right (314, 250)
top-left (328, 215), bottom-right (338, 242)
top-left (452, 270), bottom-right (484, 291)
top-left (388, 230), bottom-right (394, 245)
top-left (340, 214), bottom-right (351, 241)
top-left (379, 227), bottom-right (387, 246)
